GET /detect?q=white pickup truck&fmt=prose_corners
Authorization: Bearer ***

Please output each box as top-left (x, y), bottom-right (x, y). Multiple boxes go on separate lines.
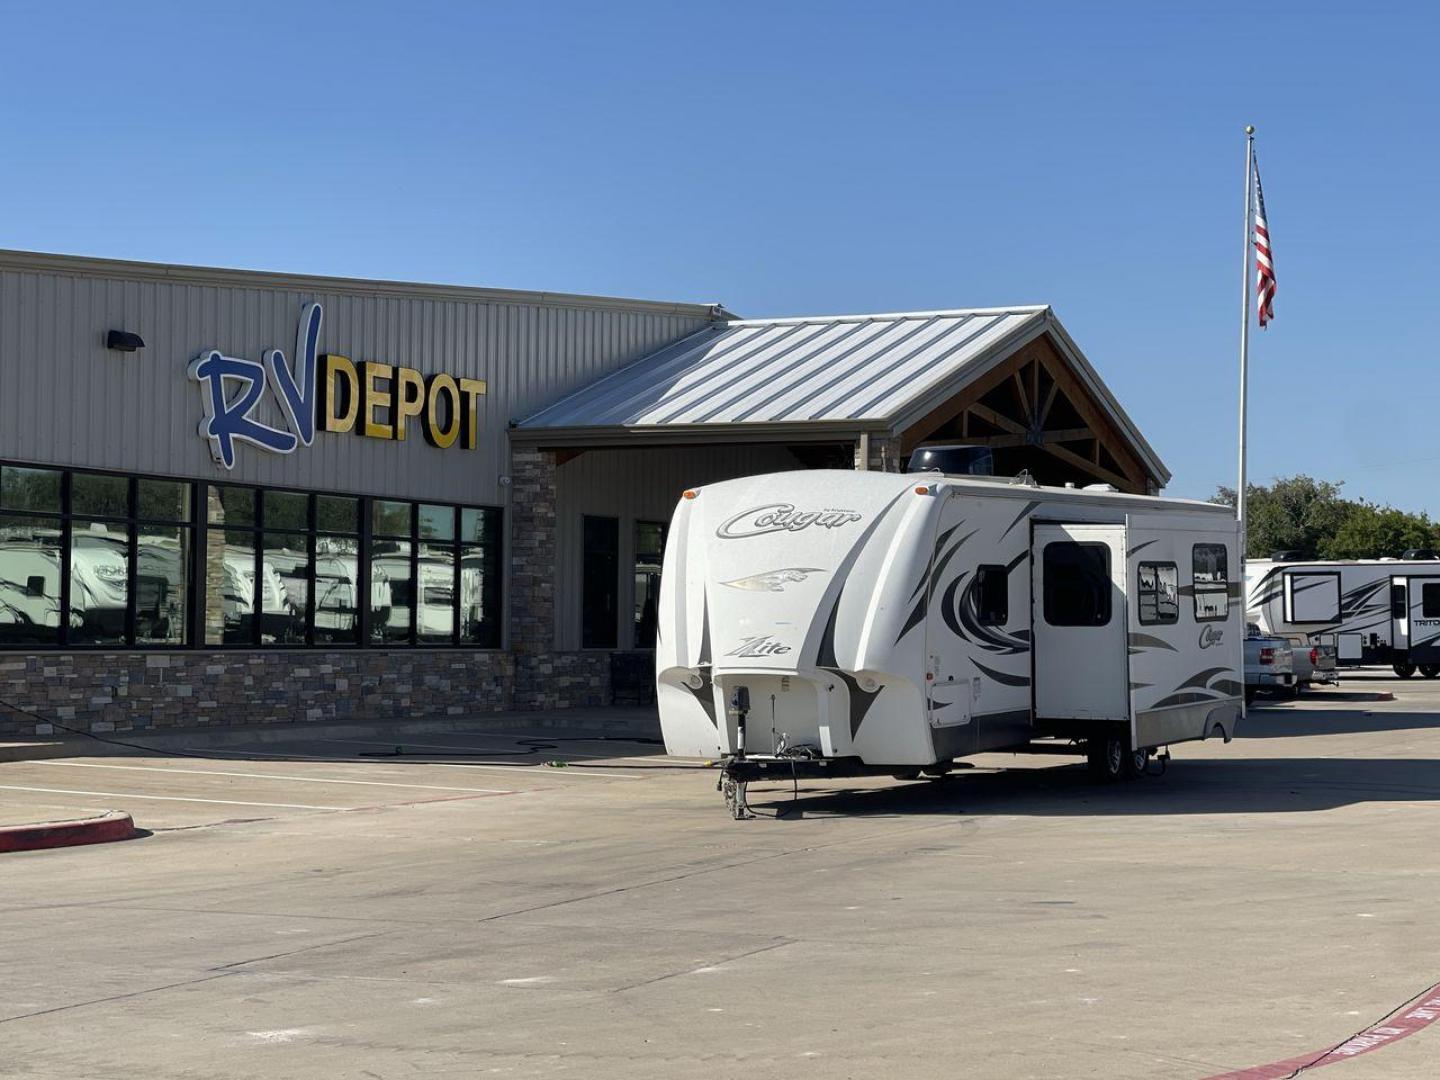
top-left (1245, 623), bottom-right (1296, 704)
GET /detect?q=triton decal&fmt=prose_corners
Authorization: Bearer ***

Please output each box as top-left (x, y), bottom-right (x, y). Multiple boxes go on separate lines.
top-left (721, 568), bottom-right (825, 592)
top-left (716, 504), bottom-right (863, 539)
top-left (725, 635), bottom-right (792, 657)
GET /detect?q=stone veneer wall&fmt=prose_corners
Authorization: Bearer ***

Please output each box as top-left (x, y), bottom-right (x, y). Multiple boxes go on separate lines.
top-left (0, 650), bottom-right (513, 737)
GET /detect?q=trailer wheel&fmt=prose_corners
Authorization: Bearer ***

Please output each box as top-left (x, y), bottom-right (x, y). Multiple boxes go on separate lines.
top-left (1421, 665), bottom-right (1440, 680)
top-left (1124, 746), bottom-right (1149, 780)
top-left (890, 769), bottom-right (923, 781)
top-left (1394, 662), bottom-right (1417, 679)
top-left (1086, 735), bottom-right (1127, 783)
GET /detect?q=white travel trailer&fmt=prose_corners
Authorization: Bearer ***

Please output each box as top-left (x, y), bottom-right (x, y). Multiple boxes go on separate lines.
top-left (1247, 555), bottom-right (1440, 677)
top-left (656, 466), bottom-right (1243, 816)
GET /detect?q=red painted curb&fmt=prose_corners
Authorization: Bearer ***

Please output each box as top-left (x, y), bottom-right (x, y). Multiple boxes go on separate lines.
top-left (0, 811), bottom-right (136, 853)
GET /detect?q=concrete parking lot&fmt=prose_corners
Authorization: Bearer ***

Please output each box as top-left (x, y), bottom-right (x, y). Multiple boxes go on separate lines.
top-left (4, 672), bottom-right (1440, 1079)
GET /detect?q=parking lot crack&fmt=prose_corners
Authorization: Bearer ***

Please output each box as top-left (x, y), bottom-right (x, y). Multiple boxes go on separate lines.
top-left (0, 971), bottom-right (236, 1026)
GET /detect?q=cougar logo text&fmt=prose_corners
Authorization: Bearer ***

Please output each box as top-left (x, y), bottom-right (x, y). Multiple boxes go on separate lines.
top-left (717, 504), bottom-right (863, 539)
top-left (721, 568), bottom-right (825, 592)
top-left (1199, 625), bottom-right (1225, 649)
top-left (726, 635), bottom-right (792, 657)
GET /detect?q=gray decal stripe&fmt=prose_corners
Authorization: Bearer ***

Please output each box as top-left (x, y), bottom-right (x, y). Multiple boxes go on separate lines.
top-left (927, 529), bottom-right (979, 602)
top-left (1127, 539), bottom-right (1158, 557)
top-left (910, 523), bottom-right (964, 601)
top-left (826, 669), bottom-right (883, 739)
top-left (896, 596), bottom-right (927, 643)
top-left (999, 499), bottom-right (1042, 541)
top-left (970, 657), bottom-right (1030, 687)
top-left (1178, 666), bottom-right (1232, 692)
top-left (1127, 632), bottom-right (1178, 652)
top-left (1149, 690), bottom-right (1219, 709)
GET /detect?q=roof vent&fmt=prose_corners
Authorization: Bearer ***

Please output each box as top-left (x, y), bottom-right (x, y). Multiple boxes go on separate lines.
top-left (905, 445), bottom-right (995, 477)
top-left (1083, 483), bottom-right (1118, 492)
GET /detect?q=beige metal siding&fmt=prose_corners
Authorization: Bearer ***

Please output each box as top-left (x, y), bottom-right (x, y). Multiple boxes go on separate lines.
top-left (551, 445), bottom-right (807, 650)
top-left (0, 256), bottom-right (712, 506)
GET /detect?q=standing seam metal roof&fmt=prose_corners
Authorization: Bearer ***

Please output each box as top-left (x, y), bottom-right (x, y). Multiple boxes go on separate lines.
top-left (518, 307), bottom-right (1049, 429)
top-left (515, 305), bottom-right (1170, 486)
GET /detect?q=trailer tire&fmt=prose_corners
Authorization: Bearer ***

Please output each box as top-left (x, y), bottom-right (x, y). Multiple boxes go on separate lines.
top-left (1394, 662), bottom-right (1417, 679)
top-left (890, 769), bottom-right (922, 781)
top-left (1421, 665), bottom-right (1440, 680)
top-left (1124, 746), bottom-right (1149, 780)
top-left (1086, 735), bottom-right (1127, 784)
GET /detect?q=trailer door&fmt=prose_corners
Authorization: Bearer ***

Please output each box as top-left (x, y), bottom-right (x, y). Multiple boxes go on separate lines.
top-left (1031, 524), bottom-right (1128, 721)
top-left (1405, 575), bottom-right (1440, 664)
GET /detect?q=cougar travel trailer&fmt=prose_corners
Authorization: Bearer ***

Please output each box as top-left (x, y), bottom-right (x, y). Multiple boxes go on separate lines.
top-left (656, 466), bottom-right (1243, 816)
top-left (1246, 556), bottom-right (1440, 676)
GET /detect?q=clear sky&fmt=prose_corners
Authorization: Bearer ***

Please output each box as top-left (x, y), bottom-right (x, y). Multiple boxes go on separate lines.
top-left (2, 1), bottom-right (1434, 510)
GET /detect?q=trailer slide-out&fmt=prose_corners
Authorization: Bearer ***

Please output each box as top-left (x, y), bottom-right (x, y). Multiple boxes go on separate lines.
top-left (656, 469), bottom-right (1243, 817)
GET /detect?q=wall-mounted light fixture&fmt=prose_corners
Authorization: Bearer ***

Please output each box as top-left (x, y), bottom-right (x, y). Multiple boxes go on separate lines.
top-left (106, 330), bottom-right (145, 352)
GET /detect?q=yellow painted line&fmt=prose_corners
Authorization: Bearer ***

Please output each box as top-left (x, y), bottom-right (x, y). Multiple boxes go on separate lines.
top-left (29, 760), bottom-right (513, 794)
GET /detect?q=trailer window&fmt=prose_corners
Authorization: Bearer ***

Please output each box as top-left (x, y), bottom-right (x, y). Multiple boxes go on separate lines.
top-left (1137, 562), bottom-right (1178, 625)
top-left (974, 565), bottom-right (1008, 625)
top-left (1392, 582), bottom-right (1407, 619)
top-left (1042, 542), bottom-right (1111, 626)
top-left (1424, 583), bottom-right (1440, 619)
top-left (1192, 544), bottom-right (1229, 622)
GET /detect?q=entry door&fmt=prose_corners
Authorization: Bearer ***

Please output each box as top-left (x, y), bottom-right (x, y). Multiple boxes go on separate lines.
top-left (1406, 576), bottom-right (1440, 663)
top-left (1031, 524), bottom-right (1128, 721)
top-left (1390, 575), bottom-right (1410, 655)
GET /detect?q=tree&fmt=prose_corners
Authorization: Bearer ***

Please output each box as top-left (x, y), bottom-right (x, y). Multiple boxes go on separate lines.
top-left (1213, 476), bottom-right (1440, 559)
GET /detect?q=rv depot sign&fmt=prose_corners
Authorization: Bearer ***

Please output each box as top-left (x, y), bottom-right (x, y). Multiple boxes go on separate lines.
top-left (189, 302), bottom-right (486, 469)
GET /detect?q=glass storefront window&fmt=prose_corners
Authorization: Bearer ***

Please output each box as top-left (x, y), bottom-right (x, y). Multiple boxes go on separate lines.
top-left (0, 512), bottom-right (62, 644)
top-left (317, 495), bottom-right (359, 535)
top-left (209, 485), bottom-right (256, 527)
top-left (265, 491), bottom-right (309, 532)
top-left (137, 479), bottom-right (189, 523)
top-left (373, 500), bottom-right (412, 538)
top-left (1, 466), bottom-right (61, 513)
top-left (369, 540), bottom-right (413, 642)
top-left (314, 535), bottom-right (362, 645)
top-left (70, 520), bottom-right (130, 645)
top-left (418, 504), bottom-right (455, 542)
top-left (72, 474), bottom-right (129, 519)
top-left (136, 524), bottom-right (188, 645)
top-left (416, 541), bottom-right (456, 643)
top-left (207, 528), bottom-right (256, 645)
top-left (0, 462), bottom-right (501, 651)
top-left (262, 533), bottom-right (309, 644)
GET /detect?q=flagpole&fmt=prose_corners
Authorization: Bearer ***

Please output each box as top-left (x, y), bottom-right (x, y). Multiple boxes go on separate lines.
top-left (1236, 125), bottom-right (1255, 561)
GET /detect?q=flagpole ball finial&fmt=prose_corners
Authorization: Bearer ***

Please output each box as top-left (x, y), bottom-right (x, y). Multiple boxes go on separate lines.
top-left (1245, 124), bottom-right (1255, 135)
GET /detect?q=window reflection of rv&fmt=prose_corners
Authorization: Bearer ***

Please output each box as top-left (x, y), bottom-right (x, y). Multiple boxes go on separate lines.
top-left (134, 532), bottom-right (185, 641)
top-left (221, 547), bottom-right (298, 642)
top-left (0, 523), bottom-right (62, 640)
top-left (70, 527), bottom-right (130, 638)
top-left (314, 539), bottom-right (391, 636)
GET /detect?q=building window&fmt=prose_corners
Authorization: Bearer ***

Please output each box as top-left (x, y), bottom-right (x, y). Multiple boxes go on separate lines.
top-left (633, 521), bottom-right (667, 649)
top-left (974, 565), bottom-right (1008, 626)
top-left (582, 515), bottom-right (619, 649)
top-left (0, 460), bottom-right (501, 651)
top-left (0, 464), bottom-right (192, 648)
top-left (1137, 562), bottom-right (1179, 625)
top-left (1193, 543), bottom-right (1229, 622)
top-left (1043, 541), bottom-right (1112, 626)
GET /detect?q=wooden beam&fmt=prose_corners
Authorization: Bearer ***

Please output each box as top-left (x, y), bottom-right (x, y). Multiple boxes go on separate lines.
top-left (1032, 341), bottom-right (1147, 486)
top-left (943, 432), bottom-right (1031, 449)
top-left (1038, 380), bottom-right (1060, 426)
top-left (1041, 441), bottom-right (1134, 490)
top-left (1012, 371), bottom-right (1031, 421)
top-left (1038, 427), bottom-right (1092, 445)
top-left (966, 402), bottom-right (1026, 435)
top-left (898, 343), bottom-right (1039, 454)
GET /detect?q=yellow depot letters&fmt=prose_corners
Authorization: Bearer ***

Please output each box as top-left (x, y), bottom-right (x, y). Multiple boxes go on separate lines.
top-left (319, 354), bottom-right (486, 449)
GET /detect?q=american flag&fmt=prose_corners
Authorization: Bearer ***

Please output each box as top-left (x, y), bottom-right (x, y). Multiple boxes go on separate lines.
top-left (1253, 159), bottom-right (1276, 327)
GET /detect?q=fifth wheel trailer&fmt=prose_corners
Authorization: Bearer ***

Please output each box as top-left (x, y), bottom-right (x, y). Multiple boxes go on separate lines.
top-left (1245, 557), bottom-right (1440, 676)
top-left (655, 468), bottom-right (1243, 816)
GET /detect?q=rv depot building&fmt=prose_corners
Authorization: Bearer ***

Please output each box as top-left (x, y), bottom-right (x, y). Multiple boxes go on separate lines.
top-left (0, 250), bottom-right (1169, 737)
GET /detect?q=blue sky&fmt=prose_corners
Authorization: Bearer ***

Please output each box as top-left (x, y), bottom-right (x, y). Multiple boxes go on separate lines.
top-left (2, 1), bottom-right (1435, 510)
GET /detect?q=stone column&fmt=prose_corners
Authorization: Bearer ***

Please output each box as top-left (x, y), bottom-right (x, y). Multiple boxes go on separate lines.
top-left (509, 445), bottom-right (558, 709)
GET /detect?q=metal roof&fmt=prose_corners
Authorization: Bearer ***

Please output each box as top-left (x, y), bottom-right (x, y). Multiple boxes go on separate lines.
top-left (514, 305), bottom-right (1168, 486)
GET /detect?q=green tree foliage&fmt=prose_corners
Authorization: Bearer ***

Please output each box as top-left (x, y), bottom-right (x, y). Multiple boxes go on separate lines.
top-left (1213, 476), bottom-right (1440, 559)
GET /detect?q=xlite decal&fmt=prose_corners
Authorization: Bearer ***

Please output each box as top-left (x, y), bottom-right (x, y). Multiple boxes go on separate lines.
top-left (721, 568), bottom-right (825, 592)
top-left (716, 504), bottom-right (863, 539)
top-left (726, 635), bottom-right (792, 657)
